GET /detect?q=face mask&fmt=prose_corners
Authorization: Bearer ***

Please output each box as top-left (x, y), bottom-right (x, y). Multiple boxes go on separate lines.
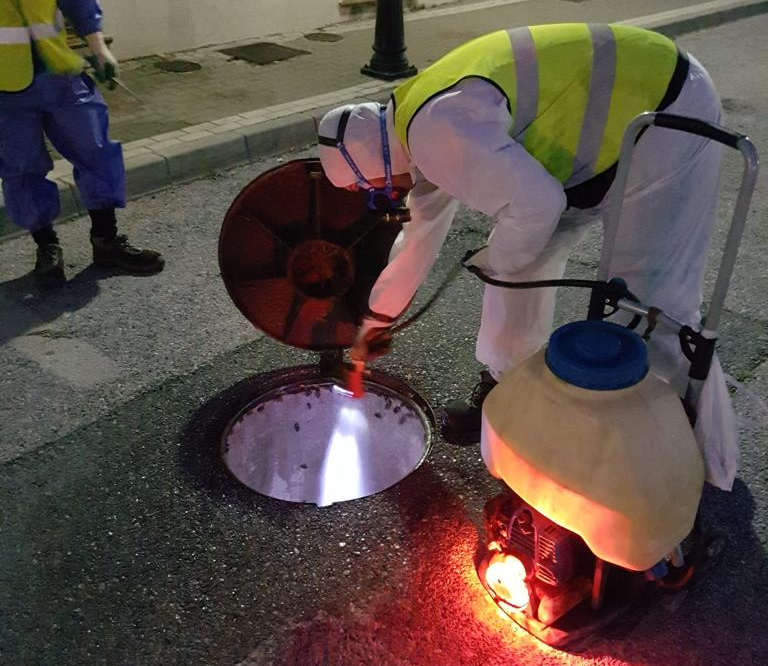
top-left (319, 105), bottom-right (406, 212)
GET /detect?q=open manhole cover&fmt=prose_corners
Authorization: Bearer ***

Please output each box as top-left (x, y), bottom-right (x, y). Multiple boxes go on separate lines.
top-left (222, 367), bottom-right (434, 506)
top-left (220, 42), bottom-right (310, 65)
top-left (154, 59), bottom-right (202, 73)
top-left (304, 32), bottom-right (343, 43)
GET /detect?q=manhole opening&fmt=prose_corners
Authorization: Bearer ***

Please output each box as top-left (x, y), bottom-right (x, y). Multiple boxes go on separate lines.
top-left (222, 370), bottom-right (434, 506)
top-left (219, 42), bottom-right (310, 65)
top-left (154, 59), bottom-right (202, 73)
top-left (304, 32), bottom-right (343, 43)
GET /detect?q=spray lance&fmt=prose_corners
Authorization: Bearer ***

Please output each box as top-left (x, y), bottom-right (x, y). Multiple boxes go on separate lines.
top-left (85, 54), bottom-right (145, 102)
top-left (345, 327), bottom-right (395, 398)
top-left (346, 359), bottom-right (366, 399)
top-left (341, 246), bottom-right (644, 399)
top-left (341, 251), bottom-right (469, 399)
top-left (80, 37), bottom-right (145, 103)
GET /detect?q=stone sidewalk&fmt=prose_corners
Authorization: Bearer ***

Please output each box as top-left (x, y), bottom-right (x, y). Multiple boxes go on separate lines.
top-left (0, 0), bottom-right (766, 238)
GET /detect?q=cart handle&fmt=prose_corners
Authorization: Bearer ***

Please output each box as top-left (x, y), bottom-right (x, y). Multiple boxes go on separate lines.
top-left (652, 113), bottom-right (745, 149)
top-left (598, 112), bottom-right (759, 335)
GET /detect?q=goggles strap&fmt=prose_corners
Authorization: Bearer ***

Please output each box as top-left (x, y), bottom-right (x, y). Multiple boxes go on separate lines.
top-left (333, 107), bottom-right (395, 208)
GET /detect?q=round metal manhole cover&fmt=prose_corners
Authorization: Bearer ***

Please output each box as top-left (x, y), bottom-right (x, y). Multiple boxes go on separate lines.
top-left (287, 240), bottom-right (355, 300)
top-left (222, 369), bottom-right (434, 506)
top-left (304, 32), bottom-right (343, 43)
top-left (154, 59), bottom-right (202, 73)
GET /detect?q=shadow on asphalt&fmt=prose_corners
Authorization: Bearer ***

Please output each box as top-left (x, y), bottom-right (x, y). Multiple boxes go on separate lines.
top-left (0, 266), bottom-right (102, 345)
top-left (0, 262), bottom-right (166, 346)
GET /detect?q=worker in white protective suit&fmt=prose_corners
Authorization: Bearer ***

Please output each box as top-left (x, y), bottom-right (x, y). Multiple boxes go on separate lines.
top-left (317, 23), bottom-right (739, 491)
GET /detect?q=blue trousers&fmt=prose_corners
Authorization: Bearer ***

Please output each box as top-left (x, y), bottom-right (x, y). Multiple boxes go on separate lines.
top-left (0, 73), bottom-right (125, 233)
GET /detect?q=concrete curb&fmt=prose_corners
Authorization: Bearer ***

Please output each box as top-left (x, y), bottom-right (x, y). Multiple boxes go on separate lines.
top-left (0, 0), bottom-right (765, 240)
top-left (620, 0), bottom-right (768, 36)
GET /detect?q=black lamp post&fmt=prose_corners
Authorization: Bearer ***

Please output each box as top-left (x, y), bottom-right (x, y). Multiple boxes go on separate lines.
top-left (361, 0), bottom-right (417, 80)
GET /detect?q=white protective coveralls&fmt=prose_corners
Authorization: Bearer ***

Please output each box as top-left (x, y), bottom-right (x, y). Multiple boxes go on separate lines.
top-left (317, 55), bottom-right (738, 491)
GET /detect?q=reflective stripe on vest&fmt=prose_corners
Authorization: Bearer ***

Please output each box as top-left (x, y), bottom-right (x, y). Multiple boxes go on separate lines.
top-left (29, 9), bottom-right (65, 40)
top-left (392, 24), bottom-right (679, 187)
top-left (0, 0), bottom-right (84, 92)
top-left (0, 25), bottom-right (29, 41)
top-left (0, 0), bottom-right (33, 91)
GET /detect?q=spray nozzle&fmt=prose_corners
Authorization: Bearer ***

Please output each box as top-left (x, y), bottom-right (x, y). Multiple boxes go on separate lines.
top-left (346, 359), bottom-right (366, 399)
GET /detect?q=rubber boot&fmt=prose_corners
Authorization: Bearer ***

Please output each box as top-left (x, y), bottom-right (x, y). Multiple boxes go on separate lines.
top-left (91, 234), bottom-right (165, 274)
top-left (440, 370), bottom-right (498, 445)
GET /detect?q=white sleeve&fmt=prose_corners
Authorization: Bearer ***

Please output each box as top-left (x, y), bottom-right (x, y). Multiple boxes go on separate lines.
top-left (408, 79), bottom-right (567, 274)
top-left (364, 174), bottom-right (459, 325)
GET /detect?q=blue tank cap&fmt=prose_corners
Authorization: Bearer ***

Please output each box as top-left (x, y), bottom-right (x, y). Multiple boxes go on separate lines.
top-left (545, 320), bottom-right (648, 390)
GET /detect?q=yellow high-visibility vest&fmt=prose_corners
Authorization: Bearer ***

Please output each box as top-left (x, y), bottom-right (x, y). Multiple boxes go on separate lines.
top-left (0, 0), bottom-right (84, 92)
top-left (393, 24), bottom-right (684, 189)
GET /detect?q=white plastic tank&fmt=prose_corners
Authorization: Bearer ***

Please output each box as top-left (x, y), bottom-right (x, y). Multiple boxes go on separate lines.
top-left (481, 320), bottom-right (705, 571)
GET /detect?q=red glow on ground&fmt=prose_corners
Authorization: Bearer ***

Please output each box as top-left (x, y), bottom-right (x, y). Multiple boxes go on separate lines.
top-left (273, 499), bottom-right (588, 665)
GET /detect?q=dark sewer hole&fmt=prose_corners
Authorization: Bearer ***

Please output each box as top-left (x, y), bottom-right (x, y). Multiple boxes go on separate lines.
top-left (219, 42), bottom-right (310, 65)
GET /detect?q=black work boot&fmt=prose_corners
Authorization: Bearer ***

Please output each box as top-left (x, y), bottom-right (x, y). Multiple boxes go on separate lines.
top-left (440, 370), bottom-right (498, 445)
top-left (34, 243), bottom-right (66, 287)
top-left (91, 234), bottom-right (165, 274)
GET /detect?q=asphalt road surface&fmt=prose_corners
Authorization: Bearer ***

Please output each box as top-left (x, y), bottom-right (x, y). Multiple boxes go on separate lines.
top-left (1, 15), bottom-right (767, 666)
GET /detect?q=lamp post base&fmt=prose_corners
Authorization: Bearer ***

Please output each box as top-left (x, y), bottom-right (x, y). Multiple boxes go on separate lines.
top-left (360, 61), bottom-right (417, 81)
top-left (361, 0), bottom-right (417, 81)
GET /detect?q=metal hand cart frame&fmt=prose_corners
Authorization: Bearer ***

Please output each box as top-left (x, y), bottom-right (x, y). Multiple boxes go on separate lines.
top-left (588, 112), bottom-right (759, 417)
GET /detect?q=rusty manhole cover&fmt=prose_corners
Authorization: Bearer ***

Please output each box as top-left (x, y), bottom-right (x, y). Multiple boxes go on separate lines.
top-left (154, 59), bottom-right (202, 73)
top-left (219, 42), bottom-right (310, 65)
top-left (304, 32), bottom-right (343, 43)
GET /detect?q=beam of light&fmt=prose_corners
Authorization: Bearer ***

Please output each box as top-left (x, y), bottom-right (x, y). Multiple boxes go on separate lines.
top-left (317, 400), bottom-right (370, 506)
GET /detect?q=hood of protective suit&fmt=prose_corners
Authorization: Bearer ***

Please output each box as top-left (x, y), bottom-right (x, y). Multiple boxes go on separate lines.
top-left (317, 102), bottom-right (411, 188)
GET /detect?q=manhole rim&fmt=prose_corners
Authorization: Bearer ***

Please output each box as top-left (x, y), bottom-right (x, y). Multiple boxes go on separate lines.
top-left (219, 364), bottom-right (436, 502)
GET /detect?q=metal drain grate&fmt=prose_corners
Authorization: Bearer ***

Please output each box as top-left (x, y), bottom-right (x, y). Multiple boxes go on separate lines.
top-left (220, 42), bottom-right (310, 65)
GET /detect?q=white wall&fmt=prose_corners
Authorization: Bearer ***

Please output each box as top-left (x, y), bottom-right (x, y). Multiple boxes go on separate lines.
top-left (99, 0), bottom-right (343, 59)
top-left (99, 0), bottom-right (474, 59)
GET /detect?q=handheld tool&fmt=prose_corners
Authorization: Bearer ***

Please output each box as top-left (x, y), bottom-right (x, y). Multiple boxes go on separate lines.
top-left (346, 359), bottom-right (366, 398)
top-left (85, 54), bottom-right (144, 103)
top-left (106, 75), bottom-right (144, 103)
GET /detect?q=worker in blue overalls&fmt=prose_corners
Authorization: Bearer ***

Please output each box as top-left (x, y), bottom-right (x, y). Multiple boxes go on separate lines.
top-left (0, 0), bottom-right (164, 286)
